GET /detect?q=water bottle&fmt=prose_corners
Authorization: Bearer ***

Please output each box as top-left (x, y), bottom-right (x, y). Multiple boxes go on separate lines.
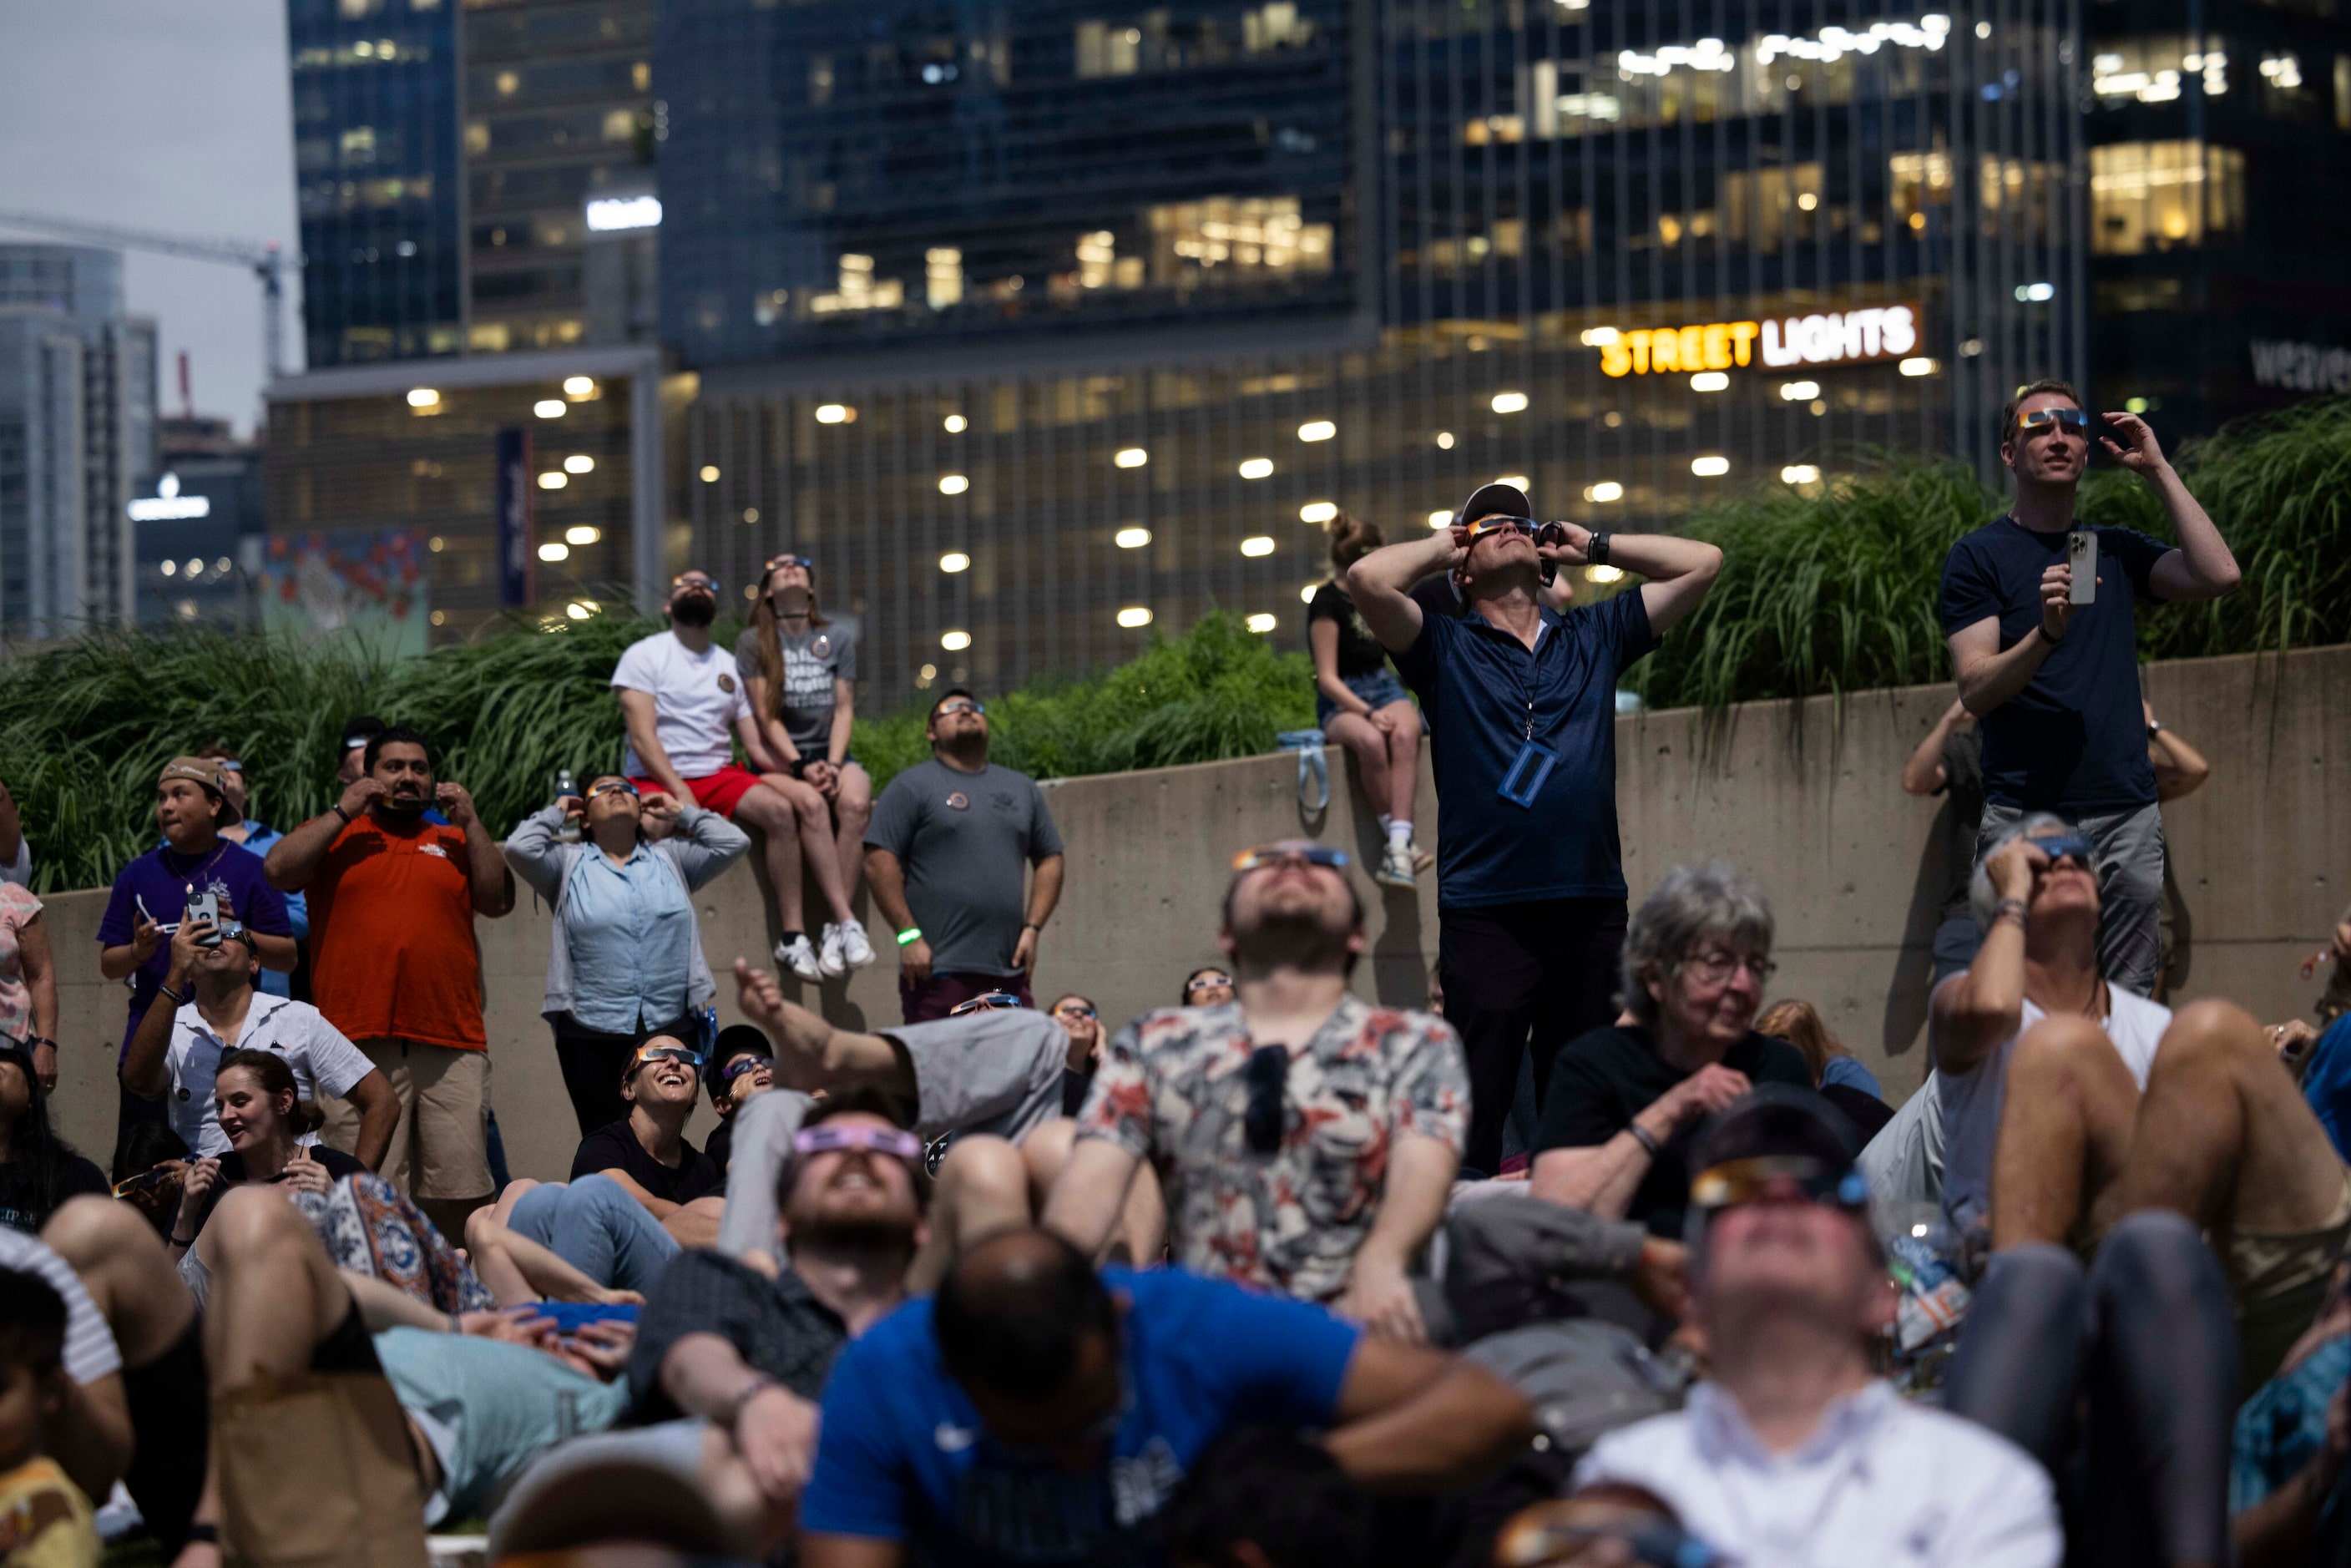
top-left (554, 767), bottom-right (580, 841)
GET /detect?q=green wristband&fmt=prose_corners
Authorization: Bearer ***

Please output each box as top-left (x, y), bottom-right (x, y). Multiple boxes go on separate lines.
top-left (896, 927), bottom-right (923, 946)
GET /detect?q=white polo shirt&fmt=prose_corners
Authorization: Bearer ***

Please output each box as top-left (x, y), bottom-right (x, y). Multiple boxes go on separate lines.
top-left (164, 993), bottom-right (376, 1156)
top-left (1574, 1381), bottom-right (2059, 1568)
top-left (612, 630), bottom-right (751, 778)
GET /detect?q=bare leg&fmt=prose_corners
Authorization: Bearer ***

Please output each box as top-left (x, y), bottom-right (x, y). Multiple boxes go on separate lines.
top-left (44, 1195), bottom-right (196, 1366)
top-left (1374, 699), bottom-right (1420, 826)
top-left (1990, 1014), bottom-right (2143, 1251)
top-left (418, 1195), bottom-right (488, 1250)
top-left (831, 765), bottom-right (873, 898)
top-left (466, 1203), bottom-right (640, 1306)
top-left (1321, 712), bottom-right (1392, 819)
top-left (205, 1187), bottom-right (355, 1387)
top-left (1022, 1120), bottom-right (1161, 1266)
top-left (908, 1136), bottom-right (1033, 1294)
top-left (663, 1195), bottom-right (726, 1250)
top-left (770, 774), bottom-right (856, 925)
top-left (491, 1176), bottom-right (541, 1227)
top-left (734, 787), bottom-right (806, 933)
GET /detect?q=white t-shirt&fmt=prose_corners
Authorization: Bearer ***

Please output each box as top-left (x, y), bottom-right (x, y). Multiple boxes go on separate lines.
top-left (0, 1230), bottom-right (123, 1386)
top-left (164, 994), bottom-right (377, 1156)
top-left (1936, 984), bottom-right (2172, 1240)
top-left (613, 630), bottom-right (751, 779)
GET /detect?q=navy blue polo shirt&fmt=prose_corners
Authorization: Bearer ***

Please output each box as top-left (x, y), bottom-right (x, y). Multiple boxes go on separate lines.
top-left (1938, 516), bottom-right (2172, 812)
top-left (1394, 590), bottom-right (1657, 909)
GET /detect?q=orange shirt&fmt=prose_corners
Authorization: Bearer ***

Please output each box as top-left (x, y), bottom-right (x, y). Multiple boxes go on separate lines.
top-left (307, 812), bottom-right (487, 1050)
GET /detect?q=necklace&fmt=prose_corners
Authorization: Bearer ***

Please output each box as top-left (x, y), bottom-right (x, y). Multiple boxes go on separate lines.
top-left (170, 839), bottom-right (231, 896)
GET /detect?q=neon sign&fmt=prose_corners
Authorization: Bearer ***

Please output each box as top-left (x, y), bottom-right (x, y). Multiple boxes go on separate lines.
top-left (1592, 303), bottom-right (1922, 376)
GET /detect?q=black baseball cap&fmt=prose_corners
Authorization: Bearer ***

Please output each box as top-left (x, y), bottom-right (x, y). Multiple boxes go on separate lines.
top-left (1454, 481), bottom-right (1532, 527)
top-left (1689, 1084), bottom-right (1863, 1176)
top-left (705, 1024), bottom-right (771, 1096)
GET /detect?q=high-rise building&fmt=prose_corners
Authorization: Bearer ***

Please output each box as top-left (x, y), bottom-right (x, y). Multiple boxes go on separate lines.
top-left (290, 0), bottom-right (468, 367)
top-left (134, 414), bottom-right (269, 630)
top-left (658, 1), bottom-right (2089, 702)
top-left (0, 245), bottom-right (157, 639)
top-left (2085, 1), bottom-right (2351, 438)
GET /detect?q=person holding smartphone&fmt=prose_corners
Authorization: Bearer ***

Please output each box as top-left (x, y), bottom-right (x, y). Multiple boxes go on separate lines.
top-left (1939, 380), bottom-right (2241, 997)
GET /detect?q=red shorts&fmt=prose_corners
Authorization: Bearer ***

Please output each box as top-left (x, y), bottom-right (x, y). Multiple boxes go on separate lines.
top-left (631, 764), bottom-right (766, 819)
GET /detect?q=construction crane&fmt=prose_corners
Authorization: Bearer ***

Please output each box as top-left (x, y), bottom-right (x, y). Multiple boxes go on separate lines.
top-left (0, 209), bottom-right (295, 381)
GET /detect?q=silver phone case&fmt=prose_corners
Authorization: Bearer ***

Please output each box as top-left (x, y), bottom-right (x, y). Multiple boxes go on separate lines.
top-left (2067, 529), bottom-right (2097, 604)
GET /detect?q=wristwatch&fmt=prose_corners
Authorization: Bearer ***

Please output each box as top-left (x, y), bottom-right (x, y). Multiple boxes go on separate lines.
top-left (2146, 717), bottom-right (2162, 736)
top-left (1588, 530), bottom-right (1611, 567)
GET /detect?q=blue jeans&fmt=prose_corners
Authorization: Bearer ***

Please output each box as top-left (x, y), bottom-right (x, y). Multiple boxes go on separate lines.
top-left (506, 1174), bottom-right (679, 1293)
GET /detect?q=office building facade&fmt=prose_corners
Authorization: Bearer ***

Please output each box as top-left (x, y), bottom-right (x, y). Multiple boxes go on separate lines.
top-left (133, 417), bottom-right (269, 630)
top-left (0, 245), bottom-right (157, 639)
top-left (659, 0), bottom-right (2089, 704)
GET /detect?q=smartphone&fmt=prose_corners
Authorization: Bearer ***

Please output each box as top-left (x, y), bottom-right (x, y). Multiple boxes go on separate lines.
top-left (186, 890), bottom-right (220, 946)
top-left (2067, 529), bottom-right (2098, 605)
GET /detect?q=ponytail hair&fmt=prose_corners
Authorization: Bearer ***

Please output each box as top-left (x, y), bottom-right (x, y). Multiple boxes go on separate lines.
top-left (215, 1049), bottom-right (325, 1136)
top-left (1327, 513), bottom-right (1383, 574)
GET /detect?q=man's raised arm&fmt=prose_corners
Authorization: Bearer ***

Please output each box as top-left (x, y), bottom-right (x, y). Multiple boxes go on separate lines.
top-left (1347, 532), bottom-right (1460, 652)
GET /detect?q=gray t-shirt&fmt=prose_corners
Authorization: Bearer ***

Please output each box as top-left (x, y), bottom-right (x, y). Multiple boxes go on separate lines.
top-left (733, 620), bottom-right (859, 756)
top-left (863, 759), bottom-right (1064, 975)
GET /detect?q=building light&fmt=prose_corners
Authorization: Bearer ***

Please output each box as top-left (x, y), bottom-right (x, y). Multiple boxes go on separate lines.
top-left (1690, 372), bottom-right (1730, 392)
top-left (2014, 281), bottom-right (2055, 302)
top-left (1580, 327), bottom-right (1621, 346)
top-left (534, 399), bottom-right (566, 417)
top-left (1240, 536), bottom-right (1276, 557)
top-left (1428, 509), bottom-right (1454, 528)
top-left (1691, 455), bottom-right (1731, 477)
top-left (943, 413), bottom-right (968, 432)
top-left (1434, 431), bottom-right (1455, 448)
top-left (538, 472), bottom-right (567, 489)
top-left (405, 387), bottom-right (438, 407)
top-left (939, 552), bottom-right (971, 573)
top-left (566, 526), bottom-right (600, 545)
top-left (1756, 305), bottom-right (1920, 368)
top-left (563, 377), bottom-right (595, 397)
top-left (1585, 564), bottom-right (1625, 583)
top-left (1754, 16), bottom-right (1949, 65)
top-left (1117, 606), bottom-right (1153, 628)
top-left (1782, 464), bottom-right (1823, 483)
top-left (1115, 447), bottom-right (1149, 468)
top-left (159, 560), bottom-right (175, 577)
top-left (699, 466), bottom-right (720, 483)
top-left (1585, 481), bottom-right (1624, 503)
top-left (565, 601), bottom-right (594, 620)
top-left (128, 473), bottom-right (210, 521)
top-left (1297, 420), bottom-right (1336, 442)
top-left (563, 454), bottom-right (594, 473)
top-left (584, 195), bottom-right (662, 231)
top-left (1975, 19), bottom-right (1991, 38)
top-left (941, 630), bottom-right (972, 650)
top-left (1238, 458), bottom-right (1275, 479)
top-left (1491, 391), bottom-right (1529, 413)
top-left (1780, 381), bottom-right (1822, 401)
top-left (1246, 613), bottom-right (1278, 633)
top-left (1899, 357), bottom-right (1937, 377)
top-left (1115, 527), bottom-right (1151, 549)
top-left (1299, 501), bottom-right (1338, 524)
top-left (538, 542), bottom-right (570, 562)
top-left (814, 404), bottom-right (852, 424)
top-left (1495, 474), bottom-right (1530, 490)
top-left (938, 474), bottom-right (969, 495)
top-left (742, 508), bottom-right (760, 523)
top-left (1299, 583), bottom-right (1318, 603)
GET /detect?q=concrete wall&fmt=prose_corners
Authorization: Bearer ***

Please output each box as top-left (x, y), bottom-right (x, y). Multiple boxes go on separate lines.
top-left (42, 645), bottom-right (2351, 1176)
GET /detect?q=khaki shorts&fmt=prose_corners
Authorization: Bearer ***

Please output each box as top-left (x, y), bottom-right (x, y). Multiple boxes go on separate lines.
top-left (2227, 1166), bottom-right (2351, 1389)
top-left (318, 1038), bottom-right (492, 1201)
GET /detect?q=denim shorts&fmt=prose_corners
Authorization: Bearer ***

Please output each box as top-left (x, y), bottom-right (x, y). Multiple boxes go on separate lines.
top-left (1317, 668), bottom-right (1411, 728)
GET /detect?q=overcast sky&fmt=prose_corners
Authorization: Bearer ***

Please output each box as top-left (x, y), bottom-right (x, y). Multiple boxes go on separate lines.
top-left (0, 0), bottom-right (300, 438)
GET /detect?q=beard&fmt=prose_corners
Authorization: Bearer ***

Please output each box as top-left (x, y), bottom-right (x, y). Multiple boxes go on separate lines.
top-left (671, 594), bottom-right (717, 629)
top-left (789, 1193), bottom-right (921, 1256)
top-left (379, 786), bottom-right (430, 817)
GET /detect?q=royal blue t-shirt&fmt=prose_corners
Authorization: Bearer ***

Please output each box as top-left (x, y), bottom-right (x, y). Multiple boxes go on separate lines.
top-left (1938, 517), bottom-right (2172, 813)
top-left (801, 1267), bottom-right (1360, 1565)
top-left (95, 840), bottom-right (291, 1057)
top-left (1393, 589), bottom-right (1657, 909)
top-left (2300, 1015), bottom-right (2351, 1163)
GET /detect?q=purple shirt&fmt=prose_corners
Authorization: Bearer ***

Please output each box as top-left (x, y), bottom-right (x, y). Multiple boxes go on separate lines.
top-left (95, 840), bottom-right (291, 1058)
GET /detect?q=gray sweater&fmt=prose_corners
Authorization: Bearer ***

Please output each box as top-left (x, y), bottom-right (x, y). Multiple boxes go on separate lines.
top-left (503, 803), bottom-right (751, 1020)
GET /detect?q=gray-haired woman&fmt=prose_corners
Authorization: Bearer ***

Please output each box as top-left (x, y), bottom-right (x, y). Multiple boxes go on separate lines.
top-left (1528, 861), bottom-right (1814, 1236)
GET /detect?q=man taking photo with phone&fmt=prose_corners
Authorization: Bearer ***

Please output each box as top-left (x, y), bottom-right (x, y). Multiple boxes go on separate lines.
top-left (1939, 381), bottom-right (2240, 996)
top-left (1347, 483), bottom-right (1722, 1176)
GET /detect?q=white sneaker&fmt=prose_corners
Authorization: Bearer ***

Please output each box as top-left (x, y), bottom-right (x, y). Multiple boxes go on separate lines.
top-left (817, 923), bottom-right (848, 978)
top-left (836, 920), bottom-right (877, 970)
top-left (1375, 843), bottom-right (1418, 888)
top-left (776, 933), bottom-right (824, 981)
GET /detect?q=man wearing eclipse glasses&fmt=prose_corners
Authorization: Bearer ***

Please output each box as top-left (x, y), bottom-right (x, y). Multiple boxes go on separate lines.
top-left (1045, 841), bottom-right (1468, 1343)
top-left (1346, 482), bottom-right (1724, 1177)
top-left (1939, 380), bottom-right (2240, 997)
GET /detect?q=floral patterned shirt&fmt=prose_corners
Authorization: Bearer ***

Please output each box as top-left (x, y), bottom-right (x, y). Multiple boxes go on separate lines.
top-left (0, 884), bottom-right (39, 1042)
top-left (1076, 995), bottom-right (1469, 1302)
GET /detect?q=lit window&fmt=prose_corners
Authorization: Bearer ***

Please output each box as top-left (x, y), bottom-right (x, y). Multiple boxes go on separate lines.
top-left (943, 414), bottom-right (968, 432)
top-left (538, 472), bottom-right (567, 489)
top-left (1899, 357), bottom-right (1937, 377)
top-left (1246, 613), bottom-right (1278, 633)
top-left (563, 454), bottom-right (594, 473)
top-left (1115, 447), bottom-right (1149, 468)
top-left (566, 526), bottom-right (600, 545)
top-left (806, 255), bottom-right (903, 316)
top-left (1691, 456), bottom-right (1731, 477)
top-left (1239, 536), bottom-right (1276, 557)
top-left (534, 399), bottom-right (566, 418)
top-left (1428, 509), bottom-right (1453, 528)
top-left (941, 630), bottom-right (972, 650)
top-left (405, 387), bottom-right (438, 408)
top-left (926, 247), bottom-right (963, 311)
top-left (814, 404), bottom-right (853, 424)
top-left (1230, 458), bottom-right (1272, 482)
top-left (1115, 527), bottom-right (1151, 549)
top-left (700, 466), bottom-right (720, 483)
top-left (1491, 391), bottom-right (1529, 413)
top-left (1782, 464), bottom-right (1822, 483)
top-left (1145, 195), bottom-right (1334, 286)
top-left (1690, 372), bottom-right (1730, 392)
top-left (1297, 420), bottom-right (1336, 442)
top-left (938, 474), bottom-right (969, 495)
top-left (1585, 482), bottom-right (1624, 503)
top-left (160, 560), bottom-right (176, 577)
top-left (1434, 431), bottom-right (1455, 449)
top-left (1779, 381), bottom-right (1821, 401)
top-left (2090, 140), bottom-right (2245, 255)
top-left (538, 542), bottom-right (570, 562)
top-left (939, 552), bottom-right (971, 573)
top-left (1116, 606), bottom-right (1154, 628)
top-left (564, 376), bottom-right (595, 397)
top-left (1299, 501), bottom-right (1337, 524)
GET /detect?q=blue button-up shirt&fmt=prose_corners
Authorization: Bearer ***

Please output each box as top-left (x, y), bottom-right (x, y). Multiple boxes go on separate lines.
top-left (565, 845), bottom-right (695, 1033)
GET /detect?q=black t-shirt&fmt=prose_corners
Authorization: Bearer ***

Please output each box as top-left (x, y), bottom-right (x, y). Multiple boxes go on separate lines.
top-left (0, 1152), bottom-right (109, 1235)
top-left (1535, 1025), bottom-right (1815, 1237)
top-left (704, 1115), bottom-right (736, 1178)
top-left (1937, 727), bottom-right (1985, 918)
top-left (572, 1120), bottom-right (722, 1205)
top-left (1307, 583), bottom-right (1392, 680)
top-left (194, 1144), bottom-right (370, 1235)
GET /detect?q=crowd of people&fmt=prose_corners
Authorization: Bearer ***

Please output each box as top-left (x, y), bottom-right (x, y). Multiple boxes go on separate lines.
top-left (0, 378), bottom-right (2338, 1568)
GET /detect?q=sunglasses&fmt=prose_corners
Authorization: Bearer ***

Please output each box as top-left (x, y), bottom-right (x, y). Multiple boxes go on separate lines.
top-left (627, 1044), bottom-right (705, 1075)
top-left (2025, 832), bottom-right (2096, 869)
top-left (1053, 1002), bottom-right (1098, 1020)
top-left (1230, 843), bottom-right (1348, 873)
top-left (2016, 407), bottom-right (2091, 435)
top-left (766, 554), bottom-right (814, 572)
top-left (1688, 1156), bottom-right (1870, 1215)
top-left (722, 1054), bottom-right (773, 1085)
top-left (112, 1166), bottom-right (181, 1198)
top-left (792, 1123), bottom-right (925, 1162)
top-left (934, 699), bottom-right (986, 717)
top-left (948, 992), bottom-right (1027, 1017)
top-left (584, 777), bottom-right (639, 801)
top-left (1245, 1044), bottom-right (1288, 1155)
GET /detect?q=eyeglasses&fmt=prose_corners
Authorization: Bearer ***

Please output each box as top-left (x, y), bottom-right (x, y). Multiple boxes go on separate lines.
top-left (1681, 949), bottom-right (1775, 985)
top-left (1052, 1002), bottom-right (1097, 1020)
top-left (1245, 1044), bottom-right (1288, 1155)
top-left (948, 992), bottom-right (1027, 1017)
top-left (934, 699), bottom-right (985, 717)
top-left (2016, 407), bottom-right (2091, 436)
top-left (626, 1043), bottom-right (705, 1075)
top-left (1230, 843), bottom-right (1348, 873)
top-left (584, 777), bottom-right (639, 802)
top-left (766, 554), bottom-right (814, 572)
top-left (721, 1054), bottom-right (773, 1085)
top-left (1689, 1156), bottom-right (1869, 1215)
top-left (2026, 832), bottom-right (2096, 870)
top-left (791, 1123), bottom-right (925, 1162)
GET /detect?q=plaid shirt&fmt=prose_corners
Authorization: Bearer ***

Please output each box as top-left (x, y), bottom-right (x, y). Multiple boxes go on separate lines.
top-left (625, 1249), bottom-right (848, 1424)
top-left (1077, 995), bottom-right (1469, 1302)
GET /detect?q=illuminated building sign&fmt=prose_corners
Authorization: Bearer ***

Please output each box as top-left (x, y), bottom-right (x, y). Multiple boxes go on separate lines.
top-left (128, 472), bottom-right (210, 522)
top-left (1593, 303), bottom-right (1921, 376)
top-left (585, 195), bottom-right (662, 232)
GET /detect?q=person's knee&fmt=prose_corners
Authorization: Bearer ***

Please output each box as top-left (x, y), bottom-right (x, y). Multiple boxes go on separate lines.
top-left (208, 1186), bottom-right (311, 1268)
top-left (1021, 1119), bottom-right (1078, 1196)
top-left (938, 1135), bottom-right (1031, 1212)
top-left (2092, 1210), bottom-right (2229, 1315)
top-left (41, 1194), bottom-right (147, 1271)
top-left (2008, 1014), bottom-right (2120, 1089)
top-left (2157, 999), bottom-right (2265, 1071)
top-left (568, 1173), bottom-right (639, 1216)
top-left (1978, 1242), bottom-right (2089, 1322)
